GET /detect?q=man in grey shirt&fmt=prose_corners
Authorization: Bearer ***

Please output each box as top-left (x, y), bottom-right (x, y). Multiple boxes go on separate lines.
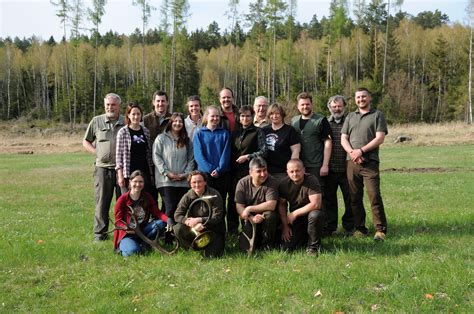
top-left (83, 93), bottom-right (125, 241)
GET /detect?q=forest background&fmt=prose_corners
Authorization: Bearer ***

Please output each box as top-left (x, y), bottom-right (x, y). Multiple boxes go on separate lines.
top-left (1, 0), bottom-right (474, 127)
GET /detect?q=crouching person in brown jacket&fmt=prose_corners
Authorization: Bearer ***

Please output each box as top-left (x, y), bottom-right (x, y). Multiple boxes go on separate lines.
top-left (174, 170), bottom-right (225, 258)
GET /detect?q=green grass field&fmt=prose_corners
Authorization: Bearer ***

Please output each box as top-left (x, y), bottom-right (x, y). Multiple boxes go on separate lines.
top-left (0, 144), bottom-right (473, 312)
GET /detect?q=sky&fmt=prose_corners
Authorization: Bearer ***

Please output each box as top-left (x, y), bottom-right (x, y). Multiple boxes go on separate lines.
top-left (0, 0), bottom-right (469, 41)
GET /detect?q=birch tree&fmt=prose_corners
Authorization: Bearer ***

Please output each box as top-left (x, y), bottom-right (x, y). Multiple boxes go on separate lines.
top-left (88, 0), bottom-right (107, 116)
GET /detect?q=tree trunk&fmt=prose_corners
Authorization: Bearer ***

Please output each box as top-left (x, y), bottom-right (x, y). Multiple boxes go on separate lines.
top-left (468, 25), bottom-right (473, 124)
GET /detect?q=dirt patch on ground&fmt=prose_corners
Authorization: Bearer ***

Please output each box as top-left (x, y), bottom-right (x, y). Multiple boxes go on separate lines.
top-left (0, 121), bottom-right (85, 154)
top-left (382, 167), bottom-right (456, 173)
top-left (386, 122), bottom-right (474, 147)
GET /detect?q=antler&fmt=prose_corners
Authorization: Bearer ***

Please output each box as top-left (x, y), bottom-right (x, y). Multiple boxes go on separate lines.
top-left (110, 206), bottom-right (179, 255)
top-left (242, 218), bottom-right (257, 256)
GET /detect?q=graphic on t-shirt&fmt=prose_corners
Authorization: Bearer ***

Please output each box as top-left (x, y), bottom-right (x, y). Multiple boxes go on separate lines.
top-left (132, 134), bottom-right (146, 144)
top-left (266, 133), bottom-right (278, 151)
top-left (128, 205), bottom-right (146, 228)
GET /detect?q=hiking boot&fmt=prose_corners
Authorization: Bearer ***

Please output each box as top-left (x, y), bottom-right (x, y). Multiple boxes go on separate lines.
top-left (306, 246), bottom-right (321, 257)
top-left (94, 234), bottom-right (108, 242)
top-left (373, 231), bottom-right (386, 241)
top-left (353, 230), bottom-right (368, 238)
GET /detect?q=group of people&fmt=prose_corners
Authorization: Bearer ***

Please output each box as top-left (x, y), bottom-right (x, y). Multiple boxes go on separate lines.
top-left (83, 86), bottom-right (388, 258)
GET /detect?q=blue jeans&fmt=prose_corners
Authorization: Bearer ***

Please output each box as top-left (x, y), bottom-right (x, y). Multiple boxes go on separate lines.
top-left (119, 220), bottom-right (166, 257)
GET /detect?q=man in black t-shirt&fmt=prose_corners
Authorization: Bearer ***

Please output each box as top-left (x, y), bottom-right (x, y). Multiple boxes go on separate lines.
top-left (278, 159), bottom-right (325, 256)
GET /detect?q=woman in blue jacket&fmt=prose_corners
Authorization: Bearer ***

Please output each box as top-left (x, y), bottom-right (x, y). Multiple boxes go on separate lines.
top-left (193, 105), bottom-right (231, 214)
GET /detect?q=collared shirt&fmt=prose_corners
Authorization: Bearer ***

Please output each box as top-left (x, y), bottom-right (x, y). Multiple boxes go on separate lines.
top-left (327, 114), bottom-right (347, 173)
top-left (254, 117), bottom-right (270, 128)
top-left (143, 111), bottom-right (171, 144)
top-left (184, 115), bottom-right (202, 140)
top-left (84, 114), bottom-right (125, 168)
top-left (341, 108), bottom-right (388, 162)
top-left (115, 126), bottom-right (154, 178)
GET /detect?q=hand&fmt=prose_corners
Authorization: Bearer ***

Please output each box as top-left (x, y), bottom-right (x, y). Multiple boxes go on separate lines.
top-left (354, 156), bottom-right (365, 164)
top-left (236, 155), bottom-right (248, 164)
top-left (185, 217), bottom-right (200, 228)
top-left (251, 214), bottom-right (265, 224)
top-left (210, 170), bottom-right (219, 178)
top-left (241, 207), bottom-right (252, 220)
top-left (287, 212), bottom-right (296, 225)
top-left (349, 149), bottom-right (363, 163)
top-left (281, 224), bottom-right (292, 242)
top-left (193, 222), bottom-right (205, 232)
top-left (167, 172), bottom-right (179, 181)
top-left (166, 218), bottom-right (175, 232)
top-left (118, 177), bottom-right (125, 188)
top-left (320, 165), bottom-right (329, 177)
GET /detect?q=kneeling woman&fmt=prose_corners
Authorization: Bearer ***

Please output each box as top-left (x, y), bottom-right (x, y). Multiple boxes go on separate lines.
top-left (174, 170), bottom-right (225, 258)
top-left (113, 170), bottom-right (169, 257)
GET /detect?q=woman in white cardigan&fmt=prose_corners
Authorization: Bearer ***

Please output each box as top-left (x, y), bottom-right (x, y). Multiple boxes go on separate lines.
top-left (153, 112), bottom-right (194, 222)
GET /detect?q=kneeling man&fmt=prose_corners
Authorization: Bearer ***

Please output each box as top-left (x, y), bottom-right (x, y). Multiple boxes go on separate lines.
top-left (174, 170), bottom-right (225, 258)
top-left (235, 157), bottom-right (279, 251)
top-left (279, 159), bottom-right (325, 256)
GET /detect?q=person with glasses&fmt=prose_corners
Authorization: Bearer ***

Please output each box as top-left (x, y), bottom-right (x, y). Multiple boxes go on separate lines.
top-left (262, 103), bottom-right (301, 181)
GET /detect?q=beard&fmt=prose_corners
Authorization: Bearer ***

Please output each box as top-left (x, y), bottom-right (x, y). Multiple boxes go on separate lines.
top-left (332, 111), bottom-right (344, 120)
top-left (106, 111), bottom-right (118, 119)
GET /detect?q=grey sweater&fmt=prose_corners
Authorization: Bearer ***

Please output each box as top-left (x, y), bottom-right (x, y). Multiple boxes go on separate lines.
top-left (152, 131), bottom-right (194, 188)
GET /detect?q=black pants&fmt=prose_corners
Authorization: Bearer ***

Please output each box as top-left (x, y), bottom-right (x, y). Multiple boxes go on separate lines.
top-left (206, 172), bottom-right (232, 232)
top-left (158, 186), bottom-right (188, 222)
top-left (226, 172), bottom-right (247, 234)
top-left (239, 210), bottom-right (279, 251)
top-left (281, 210), bottom-right (325, 251)
top-left (173, 223), bottom-right (225, 258)
top-left (325, 171), bottom-right (354, 232)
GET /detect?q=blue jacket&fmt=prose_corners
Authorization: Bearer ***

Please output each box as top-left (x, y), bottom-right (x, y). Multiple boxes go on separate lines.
top-left (193, 126), bottom-right (231, 175)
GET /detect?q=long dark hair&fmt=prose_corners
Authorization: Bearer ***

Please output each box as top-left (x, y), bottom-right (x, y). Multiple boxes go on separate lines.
top-left (165, 112), bottom-right (189, 149)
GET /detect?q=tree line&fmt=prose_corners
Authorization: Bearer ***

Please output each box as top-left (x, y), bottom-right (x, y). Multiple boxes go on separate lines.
top-left (0, 0), bottom-right (472, 126)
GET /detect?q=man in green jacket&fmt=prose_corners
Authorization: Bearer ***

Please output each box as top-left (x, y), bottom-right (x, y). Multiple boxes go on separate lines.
top-left (291, 92), bottom-right (332, 217)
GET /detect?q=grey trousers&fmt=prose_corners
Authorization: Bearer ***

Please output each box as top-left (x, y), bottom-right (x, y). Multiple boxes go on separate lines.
top-left (93, 167), bottom-right (121, 237)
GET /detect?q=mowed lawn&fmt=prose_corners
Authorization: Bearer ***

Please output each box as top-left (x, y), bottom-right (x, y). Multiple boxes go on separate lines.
top-left (0, 144), bottom-right (472, 312)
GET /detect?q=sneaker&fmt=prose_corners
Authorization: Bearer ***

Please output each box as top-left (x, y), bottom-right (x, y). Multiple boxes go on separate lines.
top-left (353, 230), bottom-right (367, 238)
top-left (373, 231), bottom-right (386, 241)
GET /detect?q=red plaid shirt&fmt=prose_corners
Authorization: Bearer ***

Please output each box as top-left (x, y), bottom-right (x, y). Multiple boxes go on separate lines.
top-left (115, 126), bottom-right (154, 178)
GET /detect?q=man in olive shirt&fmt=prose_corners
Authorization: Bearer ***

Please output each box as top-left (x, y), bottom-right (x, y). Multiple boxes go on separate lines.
top-left (235, 157), bottom-right (279, 251)
top-left (279, 159), bottom-right (325, 256)
top-left (83, 93), bottom-right (125, 241)
top-left (341, 87), bottom-right (388, 241)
